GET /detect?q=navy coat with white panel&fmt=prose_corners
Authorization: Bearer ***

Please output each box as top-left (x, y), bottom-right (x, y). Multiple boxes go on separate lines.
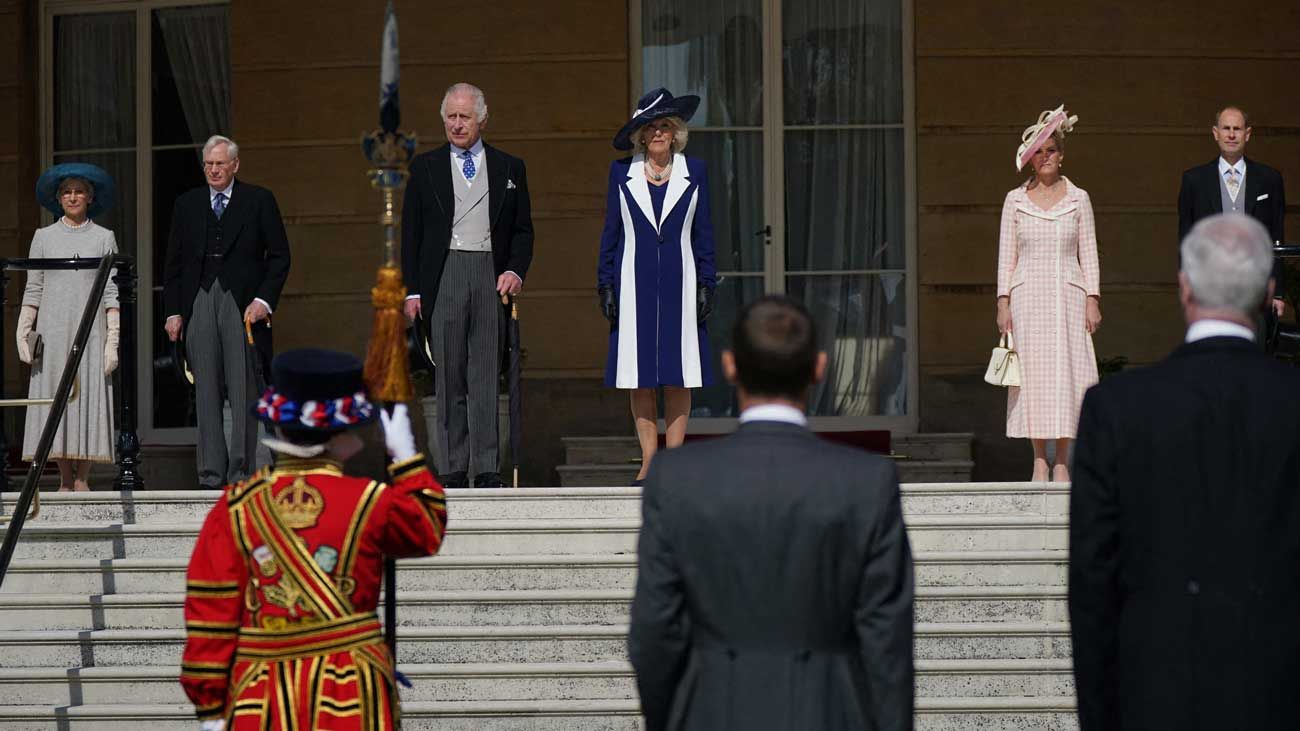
top-left (597, 153), bottom-right (717, 389)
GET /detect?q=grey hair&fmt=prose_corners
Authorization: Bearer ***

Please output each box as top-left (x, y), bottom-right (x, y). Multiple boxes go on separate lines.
top-left (202, 135), bottom-right (240, 160)
top-left (440, 83), bottom-right (488, 123)
top-left (1180, 213), bottom-right (1273, 314)
top-left (56, 176), bottom-right (95, 198)
top-left (631, 116), bottom-right (689, 155)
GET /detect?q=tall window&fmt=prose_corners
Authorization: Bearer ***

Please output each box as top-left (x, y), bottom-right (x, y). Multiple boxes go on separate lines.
top-left (635, 0), bottom-right (915, 427)
top-left (46, 2), bottom-right (230, 437)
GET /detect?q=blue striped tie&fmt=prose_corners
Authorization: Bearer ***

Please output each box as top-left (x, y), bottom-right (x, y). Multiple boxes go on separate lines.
top-left (213, 192), bottom-right (226, 219)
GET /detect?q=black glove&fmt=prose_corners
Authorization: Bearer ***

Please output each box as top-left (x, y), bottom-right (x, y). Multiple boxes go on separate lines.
top-left (697, 284), bottom-right (715, 323)
top-left (598, 286), bottom-right (618, 325)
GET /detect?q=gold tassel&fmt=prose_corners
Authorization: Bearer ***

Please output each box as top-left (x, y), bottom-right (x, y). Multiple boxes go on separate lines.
top-left (363, 265), bottom-right (414, 403)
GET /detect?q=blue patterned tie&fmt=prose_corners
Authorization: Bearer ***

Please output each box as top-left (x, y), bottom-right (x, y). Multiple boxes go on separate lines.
top-left (461, 150), bottom-right (476, 181)
top-left (213, 192), bottom-right (226, 219)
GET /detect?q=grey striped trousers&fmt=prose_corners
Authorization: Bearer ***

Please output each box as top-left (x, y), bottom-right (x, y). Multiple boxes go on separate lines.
top-left (428, 250), bottom-right (500, 476)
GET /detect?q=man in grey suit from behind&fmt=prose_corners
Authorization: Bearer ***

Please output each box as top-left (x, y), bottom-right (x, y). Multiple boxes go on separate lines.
top-left (628, 295), bottom-right (915, 731)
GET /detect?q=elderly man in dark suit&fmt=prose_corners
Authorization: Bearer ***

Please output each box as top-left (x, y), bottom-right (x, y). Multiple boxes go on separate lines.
top-left (1070, 213), bottom-right (1300, 731)
top-left (162, 134), bottom-right (290, 489)
top-left (628, 295), bottom-right (914, 731)
top-left (401, 82), bottom-right (533, 489)
top-left (1177, 106), bottom-right (1287, 316)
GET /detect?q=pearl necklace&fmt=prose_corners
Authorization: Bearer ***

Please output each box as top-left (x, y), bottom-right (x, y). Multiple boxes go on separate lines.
top-left (645, 157), bottom-right (671, 182)
top-left (61, 216), bottom-right (90, 229)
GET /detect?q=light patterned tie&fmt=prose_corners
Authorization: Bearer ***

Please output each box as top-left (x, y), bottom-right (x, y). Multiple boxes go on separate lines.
top-left (213, 192), bottom-right (226, 219)
top-left (1226, 168), bottom-right (1240, 201)
top-left (461, 150), bottom-right (476, 181)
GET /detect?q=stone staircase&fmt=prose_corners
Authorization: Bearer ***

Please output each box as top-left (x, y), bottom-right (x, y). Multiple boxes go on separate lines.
top-left (0, 481), bottom-right (1075, 730)
top-left (557, 433), bottom-right (976, 486)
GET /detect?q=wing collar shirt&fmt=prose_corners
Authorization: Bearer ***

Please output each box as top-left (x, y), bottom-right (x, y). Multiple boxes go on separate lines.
top-left (1185, 318), bottom-right (1254, 343)
top-left (738, 403), bottom-right (808, 427)
top-left (450, 138), bottom-right (485, 187)
top-left (1218, 156), bottom-right (1246, 201)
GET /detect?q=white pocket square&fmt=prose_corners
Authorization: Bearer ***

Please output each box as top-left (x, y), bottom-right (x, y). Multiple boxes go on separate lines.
top-left (1256, 193), bottom-right (1269, 201)
top-left (506, 180), bottom-right (517, 190)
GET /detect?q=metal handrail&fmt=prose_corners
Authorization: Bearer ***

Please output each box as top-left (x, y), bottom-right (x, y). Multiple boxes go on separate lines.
top-left (0, 254), bottom-right (142, 588)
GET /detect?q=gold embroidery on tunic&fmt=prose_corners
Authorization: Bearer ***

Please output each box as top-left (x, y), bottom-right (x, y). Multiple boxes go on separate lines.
top-left (276, 477), bottom-right (325, 529)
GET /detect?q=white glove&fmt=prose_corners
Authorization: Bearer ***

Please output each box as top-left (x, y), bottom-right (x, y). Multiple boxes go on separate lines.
top-left (200, 720), bottom-right (226, 731)
top-left (104, 309), bottom-right (120, 375)
top-left (379, 404), bottom-right (417, 462)
top-left (15, 306), bottom-right (36, 365)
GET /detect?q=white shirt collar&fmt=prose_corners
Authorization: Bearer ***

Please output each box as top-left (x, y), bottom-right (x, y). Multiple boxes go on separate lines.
top-left (450, 138), bottom-right (485, 159)
top-left (739, 404), bottom-right (808, 427)
top-left (209, 181), bottom-right (234, 201)
top-left (1185, 318), bottom-right (1255, 343)
top-left (1217, 157), bottom-right (1246, 178)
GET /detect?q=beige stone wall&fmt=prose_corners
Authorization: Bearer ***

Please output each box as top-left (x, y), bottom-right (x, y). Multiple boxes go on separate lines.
top-left (915, 0), bottom-right (1300, 477)
top-left (1, 0), bottom-right (38, 425)
top-left (229, 1), bottom-right (627, 377)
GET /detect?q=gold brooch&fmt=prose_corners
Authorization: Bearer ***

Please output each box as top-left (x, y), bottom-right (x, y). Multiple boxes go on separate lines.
top-left (276, 477), bottom-right (325, 530)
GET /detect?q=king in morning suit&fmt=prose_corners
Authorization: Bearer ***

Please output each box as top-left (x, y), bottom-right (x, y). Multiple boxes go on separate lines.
top-left (401, 82), bottom-right (533, 490)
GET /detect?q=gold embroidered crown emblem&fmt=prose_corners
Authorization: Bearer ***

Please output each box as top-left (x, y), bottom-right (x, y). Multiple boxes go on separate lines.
top-left (275, 477), bottom-right (324, 529)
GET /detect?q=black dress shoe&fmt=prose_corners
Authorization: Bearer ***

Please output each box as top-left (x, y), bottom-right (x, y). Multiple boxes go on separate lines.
top-left (474, 472), bottom-right (505, 489)
top-left (439, 471), bottom-right (468, 490)
top-left (631, 479), bottom-right (644, 487)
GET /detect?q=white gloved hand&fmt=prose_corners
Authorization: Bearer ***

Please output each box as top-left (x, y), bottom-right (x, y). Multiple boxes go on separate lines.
top-left (15, 306), bottom-right (36, 365)
top-left (199, 720), bottom-right (226, 731)
top-left (104, 309), bottom-right (120, 375)
top-left (379, 403), bottom-right (417, 462)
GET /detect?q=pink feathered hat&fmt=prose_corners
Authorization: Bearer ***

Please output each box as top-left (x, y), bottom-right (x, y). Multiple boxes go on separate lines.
top-left (1016, 105), bottom-right (1078, 171)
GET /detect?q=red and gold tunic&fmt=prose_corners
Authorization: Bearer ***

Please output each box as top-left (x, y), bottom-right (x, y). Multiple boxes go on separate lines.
top-left (181, 453), bottom-right (446, 730)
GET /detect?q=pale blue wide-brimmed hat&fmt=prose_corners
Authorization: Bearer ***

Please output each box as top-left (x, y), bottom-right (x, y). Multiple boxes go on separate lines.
top-left (35, 162), bottom-right (116, 219)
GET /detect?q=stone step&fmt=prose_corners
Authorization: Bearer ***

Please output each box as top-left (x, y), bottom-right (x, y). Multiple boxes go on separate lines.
top-left (3, 549), bottom-right (1067, 596)
top-left (0, 585), bottom-right (1069, 631)
top-left (0, 622), bottom-right (1072, 668)
top-left (2, 514), bottom-right (1067, 562)
top-left (892, 433), bottom-right (974, 461)
top-left (899, 459), bottom-right (975, 483)
top-left (0, 700), bottom-right (643, 730)
top-left (560, 433), bottom-right (976, 464)
top-left (1, 483), bottom-right (1064, 525)
top-left (0, 698), bottom-right (1078, 731)
top-left (0, 658), bottom-right (1074, 707)
top-left (0, 487), bottom-right (645, 524)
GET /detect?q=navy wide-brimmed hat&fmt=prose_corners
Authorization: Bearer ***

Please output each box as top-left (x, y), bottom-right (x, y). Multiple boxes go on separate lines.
top-left (612, 87), bottom-right (700, 151)
top-left (35, 163), bottom-right (116, 219)
top-left (255, 349), bottom-right (377, 434)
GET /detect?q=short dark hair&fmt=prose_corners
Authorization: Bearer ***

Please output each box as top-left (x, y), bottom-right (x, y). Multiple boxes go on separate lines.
top-left (730, 295), bottom-right (819, 401)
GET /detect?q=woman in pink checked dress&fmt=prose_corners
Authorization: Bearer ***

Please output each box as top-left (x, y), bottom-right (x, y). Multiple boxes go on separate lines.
top-left (996, 106), bottom-right (1101, 482)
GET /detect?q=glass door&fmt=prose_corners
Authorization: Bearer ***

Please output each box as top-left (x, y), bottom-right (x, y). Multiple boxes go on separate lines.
top-left (635, 0), bottom-right (916, 428)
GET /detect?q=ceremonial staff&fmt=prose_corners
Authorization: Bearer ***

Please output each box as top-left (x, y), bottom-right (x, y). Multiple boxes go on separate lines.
top-left (361, 0), bottom-right (415, 671)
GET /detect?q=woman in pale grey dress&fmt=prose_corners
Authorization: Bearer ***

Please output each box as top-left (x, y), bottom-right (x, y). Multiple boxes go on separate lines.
top-left (17, 163), bottom-right (120, 491)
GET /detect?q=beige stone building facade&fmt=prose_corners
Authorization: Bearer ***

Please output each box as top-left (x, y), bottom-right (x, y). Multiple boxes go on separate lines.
top-left (1, 0), bottom-right (1296, 482)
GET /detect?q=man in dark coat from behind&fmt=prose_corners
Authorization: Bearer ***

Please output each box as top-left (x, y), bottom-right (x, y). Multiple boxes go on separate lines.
top-left (1070, 213), bottom-right (1300, 730)
top-left (628, 295), bottom-right (914, 731)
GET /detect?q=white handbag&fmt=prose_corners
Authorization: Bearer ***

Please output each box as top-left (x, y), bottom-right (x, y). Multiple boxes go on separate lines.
top-left (984, 333), bottom-right (1021, 387)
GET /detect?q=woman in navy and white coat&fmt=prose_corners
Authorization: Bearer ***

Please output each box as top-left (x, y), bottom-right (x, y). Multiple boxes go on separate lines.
top-left (597, 88), bottom-right (717, 484)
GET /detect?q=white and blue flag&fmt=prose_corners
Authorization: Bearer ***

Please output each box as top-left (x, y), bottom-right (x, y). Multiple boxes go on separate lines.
top-left (379, 1), bottom-right (400, 133)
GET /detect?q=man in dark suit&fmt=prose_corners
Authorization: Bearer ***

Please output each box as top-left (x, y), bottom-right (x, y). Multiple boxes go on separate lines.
top-left (162, 135), bottom-right (290, 489)
top-left (1070, 213), bottom-right (1300, 731)
top-left (628, 295), bottom-right (914, 731)
top-left (401, 82), bottom-right (533, 489)
top-left (1177, 106), bottom-right (1287, 316)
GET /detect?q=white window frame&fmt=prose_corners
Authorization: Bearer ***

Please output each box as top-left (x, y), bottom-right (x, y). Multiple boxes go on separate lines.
top-left (629, 0), bottom-right (919, 434)
top-left (40, 0), bottom-right (230, 445)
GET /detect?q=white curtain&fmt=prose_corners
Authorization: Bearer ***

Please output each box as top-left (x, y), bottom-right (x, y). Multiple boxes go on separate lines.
top-left (783, 0), bottom-right (906, 416)
top-left (157, 6), bottom-right (231, 154)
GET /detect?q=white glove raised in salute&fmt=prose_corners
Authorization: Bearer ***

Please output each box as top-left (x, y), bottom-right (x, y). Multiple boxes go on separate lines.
top-left (379, 403), bottom-right (417, 462)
